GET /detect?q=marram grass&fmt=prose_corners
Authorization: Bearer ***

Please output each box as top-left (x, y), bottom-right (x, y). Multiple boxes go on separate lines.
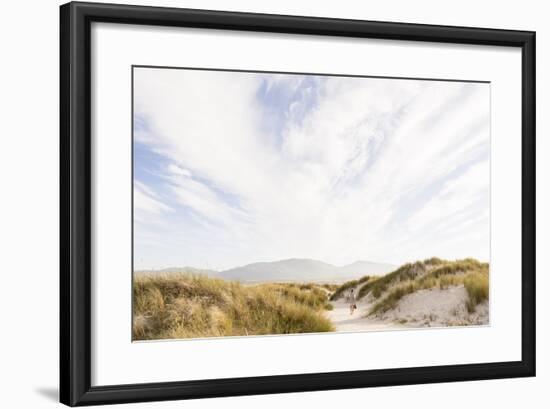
top-left (133, 274), bottom-right (334, 340)
top-left (366, 259), bottom-right (489, 316)
top-left (331, 258), bottom-right (489, 317)
top-left (134, 258), bottom-right (489, 340)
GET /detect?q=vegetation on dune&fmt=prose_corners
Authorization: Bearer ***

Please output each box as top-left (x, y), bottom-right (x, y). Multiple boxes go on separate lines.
top-left (423, 258), bottom-right (488, 279)
top-left (357, 261), bottom-right (426, 300)
top-left (329, 275), bottom-right (371, 301)
top-left (274, 283), bottom-right (334, 310)
top-left (464, 272), bottom-right (489, 313)
top-left (321, 283), bottom-right (339, 292)
top-left (356, 258), bottom-right (487, 299)
top-left (134, 257), bottom-right (489, 339)
top-left (327, 257), bottom-right (489, 320)
top-left (423, 257), bottom-right (446, 266)
top-left (366, 259), bottom-right (489, 316)
top-left (133, 274), bottom-right (334, 340)
top-left (369, 282), bottom-right (417, 315)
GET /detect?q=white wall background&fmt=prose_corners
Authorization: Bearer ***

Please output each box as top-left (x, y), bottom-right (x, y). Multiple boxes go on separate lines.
top-left (0, 0), bottom-right (546, 408)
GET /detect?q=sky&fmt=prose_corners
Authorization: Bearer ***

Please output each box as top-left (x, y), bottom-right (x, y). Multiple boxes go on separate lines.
top-left (133, 67), bottom-right (490, 271)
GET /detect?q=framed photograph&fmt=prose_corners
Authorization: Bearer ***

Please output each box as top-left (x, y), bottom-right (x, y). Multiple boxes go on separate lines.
top-left (60, 1), bottom-right (535, 406)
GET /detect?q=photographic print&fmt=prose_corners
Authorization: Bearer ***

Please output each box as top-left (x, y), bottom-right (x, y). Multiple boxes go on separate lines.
top-left (61, 5), bottom-right (535, 404)
top-left (132, 66), bottom-right (490, 341)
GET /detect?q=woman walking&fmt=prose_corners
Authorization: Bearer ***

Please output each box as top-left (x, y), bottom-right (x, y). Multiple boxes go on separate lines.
top-left (349, 288), bottom-right (357, 315)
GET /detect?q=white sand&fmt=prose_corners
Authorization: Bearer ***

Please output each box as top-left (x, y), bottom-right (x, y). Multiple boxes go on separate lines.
top-left (376, 285), bottom-right (489, 327)
top-left (327, 283), bottom-right (488, 331)
top-left (327, 292), bottom-right (402, 332)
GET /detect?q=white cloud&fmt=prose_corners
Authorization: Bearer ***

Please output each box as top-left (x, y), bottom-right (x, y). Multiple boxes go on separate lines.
top-left (133, 68), bottom-right (490, 270)
top-left (134, 181), bottom-right (173, 218)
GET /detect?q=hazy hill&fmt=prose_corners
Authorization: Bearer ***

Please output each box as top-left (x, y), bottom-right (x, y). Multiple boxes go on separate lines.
top-left (134, 266), bottom-right (218, 277)
top-left (219, 258), bottom-right (396, 283)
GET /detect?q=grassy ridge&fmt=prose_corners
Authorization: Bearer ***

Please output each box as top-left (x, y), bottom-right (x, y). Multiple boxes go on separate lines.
top-left (367, 259), bottom-right (489, 316)
top-left (329, 275), bottom-right (371, 301)
top-left (133, 274), bottom-right (334, 340)
top-left (357, 259), bottom-right (437, 300)
top-left (330, 258), bottom-right (489, 317)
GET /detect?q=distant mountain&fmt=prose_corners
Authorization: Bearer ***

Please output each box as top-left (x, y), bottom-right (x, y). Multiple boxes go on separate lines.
top-left (134, 266), bottom-right (219, 277)
top-left (218, 258), bottom-right (396, 283)
top-left (134, 259), bottom-right (397, 283)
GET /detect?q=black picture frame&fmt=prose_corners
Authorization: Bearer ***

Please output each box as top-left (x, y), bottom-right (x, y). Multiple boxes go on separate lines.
top-left (60, 1), bottom-right (536, 406)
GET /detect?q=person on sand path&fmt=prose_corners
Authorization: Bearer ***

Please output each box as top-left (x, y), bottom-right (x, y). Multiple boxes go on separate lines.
top-left (349, 288), bottom-right (357, 315)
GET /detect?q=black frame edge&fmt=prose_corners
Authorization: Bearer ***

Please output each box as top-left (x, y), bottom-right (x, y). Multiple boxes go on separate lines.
top-left (68, 1), bottom-right (534, 46)
top-left (60, 2), bottom-right (93, 406)
top-left (59, 2), bottom-right (70, 405)
top-left (60, 1), bottom-right (536, 406)
top-left (521, 31), bottom-right (536, 376)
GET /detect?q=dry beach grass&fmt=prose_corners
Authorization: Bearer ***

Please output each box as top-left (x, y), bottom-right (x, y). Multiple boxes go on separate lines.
top-left (133, 273), bottom-right (334, 340)
top-left (133, 257), bottom-right (489, 340)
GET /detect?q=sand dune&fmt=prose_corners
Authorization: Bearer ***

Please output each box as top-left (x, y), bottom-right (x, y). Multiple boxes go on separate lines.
top-left (326, 258), bottom-right (489, 331)
top-left (379, 286), bottom-right (489, 327)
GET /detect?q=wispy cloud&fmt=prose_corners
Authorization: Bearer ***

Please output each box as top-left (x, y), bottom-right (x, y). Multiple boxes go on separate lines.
top-left (133, 68), bottom-right (490, 270)
top-left (134, 180), bottom-right (173, 219)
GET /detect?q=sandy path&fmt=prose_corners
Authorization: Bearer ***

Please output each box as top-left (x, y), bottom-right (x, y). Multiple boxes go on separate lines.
top-left (327, 297), bottom-right (401, 332)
